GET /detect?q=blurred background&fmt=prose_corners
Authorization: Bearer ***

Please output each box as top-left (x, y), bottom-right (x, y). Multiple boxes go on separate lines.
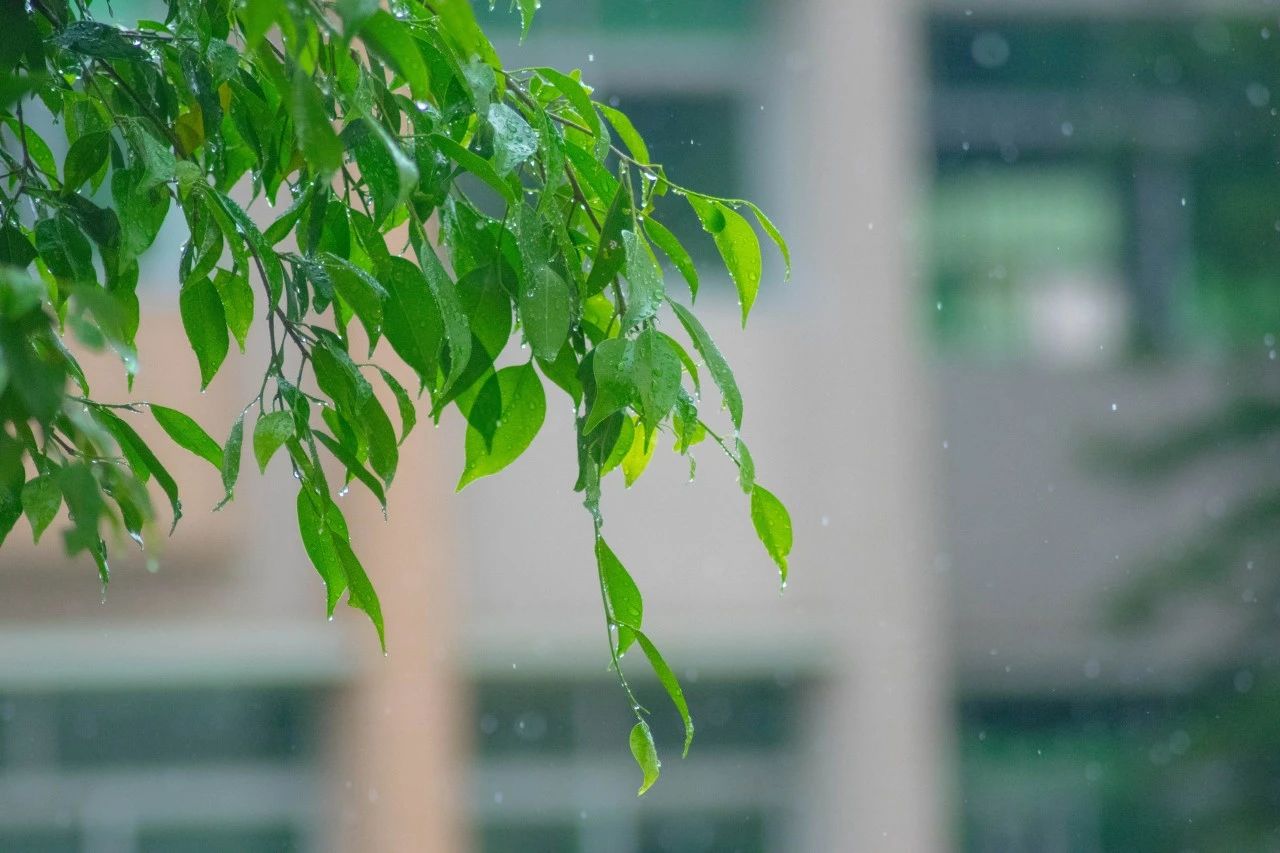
top-left (4, 0), bottom-right (1280, 850)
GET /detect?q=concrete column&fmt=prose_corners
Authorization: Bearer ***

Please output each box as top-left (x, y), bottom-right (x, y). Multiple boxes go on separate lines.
top-left (787, 0), bottom-right (953, 850)
top-left (329, 375), bottom-right (469, 853)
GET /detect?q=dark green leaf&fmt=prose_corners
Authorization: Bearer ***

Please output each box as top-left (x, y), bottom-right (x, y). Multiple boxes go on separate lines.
top-left (644, 217), bottom-right (699, 300)
top-left (373, 366), bottom-right (417, 444)
top-left (313, 430), bottom-right (387, 509)
top-left (596, 536), bottom-right (643, 656)
top-left (297, 488), bottom-right (348, 615)
top-left (487, 102), bottom-right (538, 176)
top-left (750, 484), bottom-right (792, 584)
top-left (218, 413), bottom-right (245, 509)
top-left (431, 133), bottom-right (517, 204)
top-left (346, 119), bottom-right (419, 226)
top-left (633, 630), bottom-right (694, 756)
top-left (670, 300), bottom-right (742, 430)
top-left (620, 230), bottom-right (664, 330)
top-left (519, 265), bottom-right (570, 361)
top-left (62, 132), bottom-right (109, 196)
top-left (0, 225), bottom-right (37, 269)
top-left (357, 10), bottom-right (432, 102)
top-left (631, 328), bottom-right (680, 434)
top-left (151, 405), bottom-right (223, 470)
top-left (379, 256), bottom-right (444, 384)
top-left (584, 183), bottom-right (631, 297)
top-left (94, 408), bottom-right (182, 534)
top-left (457, 363), bottom-right (545, 489)
top-left (52, 21), bottom-right (147, 61)
top-left (585, 337), bottom-right (634, 433)
top-left (34, 215), bottom-right (93, 283)
top-left (290, 68), bottom-right (343, 177)
top-left (322, 253), bottom-right (386, 349)
top-left (21, 474), bottom-right (61, 543)
top-left (179, 276), bottom-right (229, 390)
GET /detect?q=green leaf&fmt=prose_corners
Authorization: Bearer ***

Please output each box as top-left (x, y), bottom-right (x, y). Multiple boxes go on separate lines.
top-left (373, 367), bottom-right (417, 444)
top-left (629, 720), bottom-right (660, 796)
top-left (179, 276), bottom-right (230, 390)
top-left (212, 269), bottom-right (254, 352)
top-left (750, 485), bottom-right (792, 584)
top-left (431, 133), bottom-right (517, 204)
top-left (218, 413), bottom-right (245, 509)
top-left (21, 474), bottom-right (61, 543)
top-left (322, 253), bottom-right (387, 349)
top-left (52, 20), bottom-right (147, 60)
top-left (238, 0), bottom-right (279, 50)
top-left (296, 488), bottom-right (348, 615)
top-left (253, 411), bottom-right (295, 473)
top-left (633, 630), bottom-right (694, 756)
top-left (534, 67), bottom-right (601, 138)
top-left (337, 533), bottom-right (386, 650)
top-left (417, 242), bottom-right (472, 396)
top-left (661, 331), bottom-right (700, 395)
top-left (515, 0), bottom-right (538, 39)
top-left (596, 536), bottom-right (643, 656)
top-left (487, 102), bottom-right (538, 176)
top-left (313, 430), bottom-right (387, 509)
top-left (62, 132), bottom-right (109, 196)
top-left (598, 103), bottom-right (650, 164)
top-left (151, 405), bottom-right (223, 470)
top-left (745, 201), bottom-right (791, 279)
top-left (585, 337), bottom-right (634, 433)
top-left (630, 328), bottom-right (680, 434)
top-left (669, 300), bottom-right (742, 430)
top-left (621, 420), bottom-right (657, 488)
top-left (34, 215), bottom-right (93, 283)
top-left (94, 408), bottom-right (183, 534)
top-left (601, 415), bottom-right (634, 477)
top-left (290, 68), bottom-right (343, 177)
top-left (113, 168), bottom-right (170, 258)
top-left (688, 197), bottom-right (762, 326)
top-left (362, 393), bottom-right (399, 486)
top-left (0, 224), bottom-right (37, 269)
top-left (379, 256), bottom-right (444, 385)
top-left (346, 119), bottom-right (419, 226)
top-left (643, 217), bottom-right (698, 300)
top-left (457, 363), bottom-right (546, 490)
top-left (120, 118), bottom-right (177, 191)
top-left (620, 230), bottom-right (664, 331)
top-left (357, 10), bottom-right (432, 102)
top-left (207, 190), bottom-right (285, 307)
top-left (584, 183), bottom-right (631, 297)
top-left (519, 265), bottom-right (570, 361)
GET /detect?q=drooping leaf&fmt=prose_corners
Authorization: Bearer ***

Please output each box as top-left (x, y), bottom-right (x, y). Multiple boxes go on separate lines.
top-left (750, 484), bottom-right (792, 584)
top-left (629, 720), bottom-right (660, 796)
top-left (633, 630), bottom-right (694, 756)
top-left (94, 408), bottom-right (183, 534)
top-left (630, 328), bottom-right (680, 434)
top-left (519, 265), bottom-right (570, 361)
top-left (621, 420), bottom-right (657, 488)
top-left (179, 276), bottom-right (230, 390)
top-left (253, 411), bottom-right (295, 472)
top-left (151, 405), bottom-right (223, 470)
top-left (669, 300), bottom-right (742, 430)
top-left (487, 102), bottom-right (538, 176)
top-left (457, 363), bottom-right (546, 489)
top-left (585, 337), bottom-right (634, 433)
top-left (218, 413), bottom-right (245, 509)
top-left (356, 10), bottom-right (432, 102)
top-left (290, 68), bottom-right (343, 177)
top-left (595, 536), bottom-right (643, 656)
top-left (644, 217), bottom-right (699, 299)
top-left (688, 196), bottom-right (762, 326)
top-left (21, 474), bottom-right (61, 543)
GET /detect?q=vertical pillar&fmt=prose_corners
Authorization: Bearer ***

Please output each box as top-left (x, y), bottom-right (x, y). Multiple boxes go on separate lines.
top-left (328, 386), bottom-right (469, 853)
top-left (786, 0), bottom-right (952, 850)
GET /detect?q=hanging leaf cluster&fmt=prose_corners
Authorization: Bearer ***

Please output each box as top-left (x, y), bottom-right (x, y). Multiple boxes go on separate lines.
top-left (0, 0), bottom-right (793, 791)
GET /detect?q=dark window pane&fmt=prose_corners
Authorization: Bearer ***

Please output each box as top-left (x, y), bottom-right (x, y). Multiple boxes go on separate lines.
top-left (0, 829), bottom-right (79, 853)
top-left (635, 679), bottom-right (793, 752)
top-left (481, 821), bottom-right (578, 853)
top-left (606, 93), bottom-right (742, 266)
top-left (55, 688), bottom-right (317, 767)
top-left (475, 680), bottom-right (575, 756)
top-left (137, 825), bottom-right (299, 853)
top-left (601, 0), bottom-right (758, 32)
top-left (639, 811), bottom-right (766, 853)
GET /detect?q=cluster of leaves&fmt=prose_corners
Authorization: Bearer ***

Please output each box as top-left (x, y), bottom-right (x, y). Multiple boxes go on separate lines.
top-left (0, 0), bottom-right (792, 791)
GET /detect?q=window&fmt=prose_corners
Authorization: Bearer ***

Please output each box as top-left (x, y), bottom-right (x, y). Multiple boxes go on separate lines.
top-left (0, 688), bottom-right (322, 853)
top-left (473, 678), bottom-right (799, 853)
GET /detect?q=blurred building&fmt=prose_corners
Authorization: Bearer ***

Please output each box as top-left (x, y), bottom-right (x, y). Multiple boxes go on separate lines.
top-left (4, 0), bottom-right (1280, 852)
